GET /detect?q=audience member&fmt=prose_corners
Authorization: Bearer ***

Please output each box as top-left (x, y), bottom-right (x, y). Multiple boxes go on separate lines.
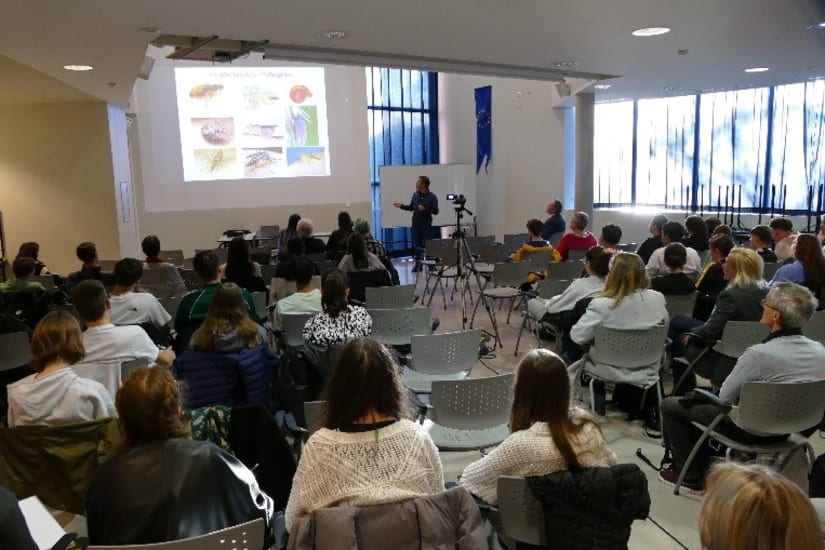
top-left (692, 235), bottom-right (734, 320)
top-left (6, 310), bottom-right (114, 427)
top-left (275, 236), bottom-right (306, 281)
top-left (302, 269), bottom-right (372, 354)
top-left (140, 235), bottom-right (186, 297)
top-left (353, 218), bottom-right (387, 258)
top-left (0, 257), bottom-right (44, 294)
top-left (704, 217), bottom-right (722, 236)
top-left (273, 258), bottom-right (322, 331)
top-left (66, 241), bottom-right (116, 291)
top-left (278, 213), bottom-right (302, 252)
top-left (650, 243), bottom-right (695, 295)
top-left (73, 280), bottom-right (174, 367)
top-left (326, 211), bottom-right (354, 260)
top-left (85, 367), bottom-right (272, 544)
top-left (683, 215), bottom-right (709, 253)
top-left (459, 349), bottom-right (616, 504)
top-left (646, 221), bottom-right (702, 276)
top-left (668, 247), bottom-right (766, 390)
top-left (769, 234), bottom-right (825, 300)
top-left (750, 225), bottom-right (778, 263)
top-left (297, 218), bottom-right (327, 255)
top-left (555, 211), bottom-right (598, 260)
top-left (659, 283), bottom-right (825, 495)
top-left (222, 237), bottom-right (267, 293)
top-left (541, 199), bottom-right (566, 242)
top-left (175, 250), bottom-right (255, 335)
top-left (16, 241), bottom-right (50, 276)
top-left (598, 223), bottom-right (622, 254)
top-left (699, 463), bottom-right (822, 550)
top-left (338, 233), bottom-right (387, 274)
top-left (636, 215), bottom-right (668, 265)
top-left (712, 224), bottom-right (732, 237)
top-left (769, 217), bottom-right (797, 263)
top-left (285, 338), bottom-right (443, 533)
top-left (514, 219), bottom-right (560, 284)
top-left (190, 283), bottom-right (268, 352)
top-left (109, 258), bottom-right (172, 334)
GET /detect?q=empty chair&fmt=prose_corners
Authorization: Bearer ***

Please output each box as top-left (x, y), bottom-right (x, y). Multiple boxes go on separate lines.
top-left (368, 307), bottom-right (432, 346)
top-left (502, 233), bottom-right (528, 252)
top-left (159, 249), bottom-right (185, 266)
top-left (403, 329), bottom-right (481, 393)
top-left (466, 235), bottom-right (495, 256)
top-left (425, 246), bottom-right (460, 310)
top-left (470, 262), bottom-right (532, 350)
top-left (471, 242), bottom-right (508, 278)
top-left (120, 358), bottom-right (149, 382)
top-left (663, 292), bottom-right (698, 319)
top-left (365, 284), bottom-right (416, 309)
top-left (418, 238), bottom-right (454, 288)
top-left (548, 261), bottom-right (584, 280)
top-left (88, 518), bottom-right (266, 550)
top-left (426, 373), bottom-right (514, 451)
top-left (138, 268), bottom-right (176, 299)
top-left (281, 313), bottom-right (314, 348)
top-left (0, 332), bottom-right (31, 372)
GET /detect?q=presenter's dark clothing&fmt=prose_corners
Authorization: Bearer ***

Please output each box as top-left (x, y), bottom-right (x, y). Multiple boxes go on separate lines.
top-left (400, 190), bottom-right (439, 254)
top-left (636, 236), bottom-right (663, 265)
top-left (541, 214), bottom-right (566, 241)
top-left (301, 236), bottom-right (327, 256)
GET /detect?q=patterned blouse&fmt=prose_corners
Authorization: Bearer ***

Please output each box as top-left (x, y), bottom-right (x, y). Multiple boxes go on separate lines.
top-left (302, 305), bottom-right (373, 349)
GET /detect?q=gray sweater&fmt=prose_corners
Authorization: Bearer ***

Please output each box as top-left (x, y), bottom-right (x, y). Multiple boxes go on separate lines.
top-left (719, 334), bottom-right (825, 404)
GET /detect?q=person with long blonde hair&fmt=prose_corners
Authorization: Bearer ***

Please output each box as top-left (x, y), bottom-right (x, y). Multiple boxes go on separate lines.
top-left (459, 349), bottom-right (616, 504)
top-left (190, 282), bottom-right (267, 352)
top-left (699, 462), bottom-right (823, 550)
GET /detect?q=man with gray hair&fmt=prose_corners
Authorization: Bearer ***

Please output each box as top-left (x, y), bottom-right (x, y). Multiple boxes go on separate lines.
top-left (658, 282), bottom-right (825, 495)
top-left (297, 218), bottom-right (327, 255)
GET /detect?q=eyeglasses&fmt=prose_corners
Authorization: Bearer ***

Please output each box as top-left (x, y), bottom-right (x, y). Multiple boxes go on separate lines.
top-left (761, 299), bottom-right (777, 310)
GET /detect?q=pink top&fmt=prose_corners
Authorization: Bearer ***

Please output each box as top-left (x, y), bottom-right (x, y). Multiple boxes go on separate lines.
top-left (555, 232), bottom-right (597, 260)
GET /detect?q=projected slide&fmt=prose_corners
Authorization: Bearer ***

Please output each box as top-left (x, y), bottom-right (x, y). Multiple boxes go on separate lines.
top-left (174, 67), bottom-right (330, 181)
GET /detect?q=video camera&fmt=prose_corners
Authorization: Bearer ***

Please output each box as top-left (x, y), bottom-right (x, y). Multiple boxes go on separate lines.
top-left (446, 193), bottom-right (467, 206)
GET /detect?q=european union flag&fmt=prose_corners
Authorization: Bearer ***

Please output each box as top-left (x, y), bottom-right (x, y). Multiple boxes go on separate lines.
top-left (475, 85), bottom-right (492, 173)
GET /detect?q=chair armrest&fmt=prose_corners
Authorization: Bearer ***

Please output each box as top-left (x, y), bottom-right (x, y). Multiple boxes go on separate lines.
top-left (684, 388), bottom-right (732, 413)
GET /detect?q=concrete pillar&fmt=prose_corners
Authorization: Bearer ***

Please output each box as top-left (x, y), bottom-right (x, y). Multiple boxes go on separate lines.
top-left (574, 93), bottom-right (595, 219)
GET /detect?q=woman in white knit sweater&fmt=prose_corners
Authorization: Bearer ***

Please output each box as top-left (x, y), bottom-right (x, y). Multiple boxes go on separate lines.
top-left (285, 338), bottom-right (444, 533)
top-left (459, 349), bottom-right (616, 505)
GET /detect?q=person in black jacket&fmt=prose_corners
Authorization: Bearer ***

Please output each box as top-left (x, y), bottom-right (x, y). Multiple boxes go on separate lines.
top-left (297, 218), bottom-right (327, 255)
top-left (650, 243), bottom-right (695, 295)
top-left (692, 234), bottom-right (733, 320)
top-left (636, 214), bottom-right (668, 265)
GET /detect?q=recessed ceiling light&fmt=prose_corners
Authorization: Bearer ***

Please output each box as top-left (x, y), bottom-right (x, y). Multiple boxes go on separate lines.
top-left (317, 30), bottom-right (349, 40)
top-left (594, 84), bottom-right (611, 90)
top-left (632, 27), bottom-right (671, 37)
top-left (553, 61), bottom-right (578, 68)
top-left (744, 67), bottom-right (770, 73)
top-left (63, 64), bottom-right (93, 71)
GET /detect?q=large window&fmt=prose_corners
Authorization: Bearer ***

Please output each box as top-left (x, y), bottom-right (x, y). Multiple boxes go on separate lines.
top-left (366, 68), bottom-right (439, 251)
top-left (594, 79), bottom-right (825, 213)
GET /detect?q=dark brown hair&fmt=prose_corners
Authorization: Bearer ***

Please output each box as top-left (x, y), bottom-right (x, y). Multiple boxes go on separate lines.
top-left (225, 237), bottom-right (255, 282)
top-left (116, 366), bottom-right (189, 448)
top-left (17, 242), bottom-right (40, 261)
top-left (709, 234), bottom-right (734, 257)
top-left (321, 338), bottom-right (411, 429)
top-left (30, 310), bottom-right (85, 371)
top-left (71, 279), bottom-right (108, 322)
top-left (750, 225), bottom-right (771, 245)
top-left (795, 234), bottom-right (825, 291)
top-left (76, 241), bottom-right (97, 264)
top-left (509, 349), bottom-right (600, 471)
top-left (192, 283), bottom-right (260, 351)
top-left (585, 246), bottom-right (611, 278)
top-left (321, 269), bottom-right (349, 318)
top-left (141, 235), bottom-right (161, 258)
top-left (347, 233), bottom-right (370, 270)
top-left (11, 256), bottom-right (35, 279)
top-left (114, 258), bottom-right (143, 287)
top-left (526, 219), bottom-right (544, 237)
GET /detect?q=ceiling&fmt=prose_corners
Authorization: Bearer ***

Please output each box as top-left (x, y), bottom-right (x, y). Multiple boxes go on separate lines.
top-left (1, 0), bottom-right (824, 106)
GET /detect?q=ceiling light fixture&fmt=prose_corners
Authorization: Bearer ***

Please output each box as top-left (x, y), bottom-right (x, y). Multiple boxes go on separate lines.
top-left (317, 30), bottom-right (349, 40)
top-left (632, 27), bottom-right (671, 37)
top-left (63, 64), bottom-right (93, 71)
top-left (594, 84), bottom-right (611, 90)
top-left (744, 67), bottom-right (770, 73)
top-left (553, 61), bottom-right (578, 68)
top-left (806, 21), bottom-right (825, 30)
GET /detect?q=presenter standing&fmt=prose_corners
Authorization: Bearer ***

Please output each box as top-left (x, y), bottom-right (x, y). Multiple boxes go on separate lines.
top-left (394, 176), bottom-right (439, 272)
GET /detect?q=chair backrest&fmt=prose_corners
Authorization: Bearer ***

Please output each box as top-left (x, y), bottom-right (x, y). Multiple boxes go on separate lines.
top-left (32, 274), bottom-right (55, 290)
top-left (259, 224), bottom-right (280, 238)
top-left (547, 232), bottom-right (563, 247)
top-left (466, 235), bottom-right (495, 255)
top-left (88, 518), bottom-right (266, 550)
top-left (424, 238), bottom-right (453, 258)
top-left (159, 249), bottom-right (185, 266)
top-left (282, 313), bottom-right (314, 347)
top-left (304, 400), bottom-right (325, 436)
top-left (270, 277), bottom-right (297, 303)
top-left (365, 284), bottom-right (416, 309)
top-left (248, 247), bottom-right (273, 266)
top-left (178, 268), bottom-right (203, 291)
top-left (316, 259), bottom-right (338, 274)
top-left (491, 262), bottom-right (532, 287)
top-left (497, 476), bottom-right (547, 547)
top-left (71, 360), bottom-right (123, 400)
top-left (714, 321), bottom-right (770, 358)
top-left (410, 329), bottom-right (481, 375)
top-left (536, 278), bottom-right (572, 300)
top-left (429, 373), bottom-right (514, 430)
top-left (251, 291), bottom-right (267, 320)
top-left (0, 331), bottom-right (31, 372)
top-left (259, 263), bottom-right (277, 284)
top-left (663, 292), bottom-right (698, 319)
top-left (547, 261), bottom-right (584, 280)
top-left (503, 233), bottom-right (528, 252)
top-left (368, 307), bottom-right (432, 346)
top-left (139, 267), bottom-right (174, 288)
top-left (347, 270), bottom-right (392, 303)
top-left (763, 262), bottom-right (781, 281)
top-left (568, 249), bottom-right (588, 261)
top-left (478, 243), bottom-right (508, 264)
top-left (121, 358), bottom-right (149, 381)
top-left (519, 248), bottom-right (554, 272)
top-left (98, 260), bottom-right (118, 272)
top-left (802, 310), bottom-right (825, 346)
top-left (737, 380), bottom-right (825, 435)
top-left (590, 324), bottom-right (667, 369)
top-left (616, 242), bottom-right (638, 252)
top-left (158, 296), bottom-right (183, 324)
top-left (306, 252), bottom-right (327, 263)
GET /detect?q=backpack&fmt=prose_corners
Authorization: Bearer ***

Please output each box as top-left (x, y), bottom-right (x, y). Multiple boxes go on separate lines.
top-left (272, 347), bottom-right (323, 427)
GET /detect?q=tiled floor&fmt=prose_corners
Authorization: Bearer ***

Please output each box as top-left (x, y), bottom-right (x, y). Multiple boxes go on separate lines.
top-left (396, 257), bottom-right (824, 550)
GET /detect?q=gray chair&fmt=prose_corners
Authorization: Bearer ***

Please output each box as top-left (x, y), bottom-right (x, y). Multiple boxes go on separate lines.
top-left (251, 291), bottom-right (267, 320)
top-left (470, 262), bottom-right (532, 350)
top-left (519, 248), bottom-right (554, 278)
top-left (502, 233), bottom-right (528, 252)
top-left (32, 275), bottom-right (55, 290)
top-left (89, 518), bottom-right (265, 550)
top-left (663, 292), bottom-right (698, 319)
top-left (426, 373), bottom-right (514, 451)
top-left (466, 235), bottom-right (495, 256)
top-left (121, 358), bottom-right (149, 381)
top-left (674, 380), bottom-right (825, 495)
top-left (368, 307), bottom-right (432, 346)
top-left (281, 313), bottom-right (314, 348)
top-left (304, 400), bottom-right (325, 436)
top-left (0, 332), bottom-right (31, 372)
top-left (418, 238), bottom-right (454, 291)
top-left (159, 249), bottom-right (185, 266)
top-left (763, 262), bottom-right (781, 281)
top-left (158, 296), bottom-right (182, 324)
top-left (258, 224), bottom-right (280, 239)
top-left (496, 476), bottom-right (547, 548)
top-left (514, 278), bottom-right (573, 355)
top-left (138, 268), bottom-right (175, 299)
top-left (98, 260), bottom-right (118, 272)
top-left (365, 284), bottom-right (416, 309)
top-left (403, 329), bottom-right (481, 393)
top-left (269, 277), bottom-right (297, 303)
top-left (567, 249), bottom-right (588, 261)
top-left (178, 268), bottom-right (203, 291)
top-left (259, 263), bottom-right (277, 285)
top-left (471, 242), bottom-right (508, 278)
top-left (548, 261), bottom-right (584, 280)
top-left (803, 310), bottom-right (825, 346)
top-left (425, 246), bottom-right (460, 310)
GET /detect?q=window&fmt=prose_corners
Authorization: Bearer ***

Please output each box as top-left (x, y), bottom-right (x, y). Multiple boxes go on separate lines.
top-left (366, 68), bottom-right (439, 251)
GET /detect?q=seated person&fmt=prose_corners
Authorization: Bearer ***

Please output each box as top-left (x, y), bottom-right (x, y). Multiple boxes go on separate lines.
top-left (275, 236), bottom-right (307, 281)
top-left (338, 233), bottom-right (387, 274)
top-left (698, 462), bottom-right (822, 550)
top-left (683, 215), bottom-right (709, 253)
top-left (175, 250), bottom-right (256, 335)
top-left (459, 349), bottom-right (616, 504)
top-left (692, 235), bottom-right (734, 320)
top-left (704, 217), bottom-right (722, 235)
top-left (189, 283), bottom-right (268, 352)
top-left (650, 243), bottom-right (695, 295)
top-left (302, 269), bottom-right (372, 356)
top-left (222, 237), bottom-right (267, 293)
top-left (285, 338), bottom-right (443, 533)
top-left (658, 283), bottom-right (825, 495)
top-left (769, 217), bottom-right (796, 264)
top-left (16, 241), bottom-right (50, 276)
top-left (555, 211), bottom-right (598, 261)
top-left (66, 241), bottom-right (116, 291)
top-left (278, 213), bottom-right (302, 253)
top-left (0, 256), bottom-right (45, 293)
top-left (72, 280), bottom-right (175, 368)
top-left (769, 234), bottom-right (825, 299)
top-left (541, 199), bottom-right (566, 242)
top-left (636, 215), bottom-right (668, 265)
top-left (598, 223), bottom-right (622, 254)
top-left (712, 224), bottom-right (732, 237)
top-left (297, 218), bottom-right (327, 255)
top-left (85, 367), bottom-right (272, 544)
top-left (750, 224), bottom-right (777, 264)
top-left (109, 258), bottom-right (172, 336)
top-left (140, 235), bottom-right (186, 298)
top-left (273, 257), bottom-right (322, 331)
top-left (646, 221), bottom-right (703, 277)
top-left (326, 211), bottom-right (354, 260)
top-left (353, 217), bottom-right (387, 258)
top-left (7, 310), bottom-right (114, 427)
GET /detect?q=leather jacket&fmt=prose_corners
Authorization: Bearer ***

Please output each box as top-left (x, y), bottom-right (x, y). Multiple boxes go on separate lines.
top-left (85, 438), bottom-right (273, 544)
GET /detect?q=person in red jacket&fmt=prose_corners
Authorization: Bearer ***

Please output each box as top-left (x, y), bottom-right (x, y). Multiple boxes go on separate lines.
top-left (555, 211), bottom-right (598, 260)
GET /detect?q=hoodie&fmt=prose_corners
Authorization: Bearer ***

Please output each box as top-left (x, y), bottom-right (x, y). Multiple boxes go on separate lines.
top-left (191, 326), bottom-right (269, 353)
top-left (6, 368), bottom-right (115, 427)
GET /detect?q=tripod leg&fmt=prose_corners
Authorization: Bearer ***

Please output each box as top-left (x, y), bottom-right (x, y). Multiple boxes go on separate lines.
top-left (487, 297), bottom-right (502, 350)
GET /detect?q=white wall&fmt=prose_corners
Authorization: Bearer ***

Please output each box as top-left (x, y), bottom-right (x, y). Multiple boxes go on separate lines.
top-left (439, 74), bottom-right (569, 240)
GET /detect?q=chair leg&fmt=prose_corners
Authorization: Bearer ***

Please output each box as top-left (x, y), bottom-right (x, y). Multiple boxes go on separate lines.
top-left (674, 414), bottom-right (726, 495)
top-left (589, 377), bottom-right (596, 416)
top-left (671, 347), bottom-right (709, 396)
top-left (486, 297), bottom-right (502, 350)
top-left (515, 312), bottom-right (531, 356)
top-left (470, 287), bottom-right (484, 328)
